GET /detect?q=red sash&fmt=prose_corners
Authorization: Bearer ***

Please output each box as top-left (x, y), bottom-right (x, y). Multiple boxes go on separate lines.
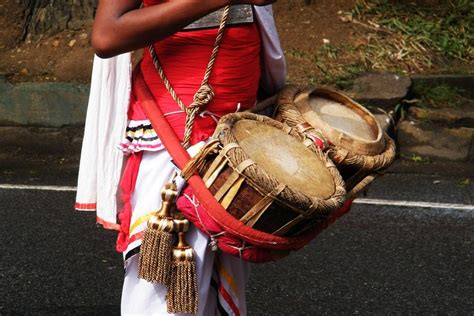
top-left (134, 73), bottom-right (353, 261)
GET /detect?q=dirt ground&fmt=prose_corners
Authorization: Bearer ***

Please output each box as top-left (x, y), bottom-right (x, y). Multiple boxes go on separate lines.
top-left (0, 0), bottom-right (470, 85)
top-left (0, 0), bottom-right (94, 83)
top-left (275, 0), bottom-right (365, 84)
top-left (0, 0), bottom-right (374, 84)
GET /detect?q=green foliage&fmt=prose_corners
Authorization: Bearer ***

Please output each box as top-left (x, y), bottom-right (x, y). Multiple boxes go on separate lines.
top-left (394, 102), bottom-right (408, 121)
top-left (310, 42), bottom-right (368, 88)
top-left (312, 60), bottom-right (367, 89)
top-left (318, 44), bottom-right (340, 59)
top-left (287, 0), bottom-right (472, 86)
top-left (424, 85), bottom-right (464, 102)
top-left (352, 0), bottom-right (473, 61)
top-left (287, 48), bottom-right (306, 59)
top-left (415, 84), bottom-right (465, 108)
top-left (401, 152), bottom-right (431, 163)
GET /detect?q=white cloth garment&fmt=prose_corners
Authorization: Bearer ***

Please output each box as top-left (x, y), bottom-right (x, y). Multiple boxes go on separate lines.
top-left (74, 53), bottom-right (132, 228)
top-left (75, 5), bottom-right (286, 316)
top-left (254, 5), bottom-right (287, 96)
top-left (121, 147), bottom-right (249, 315)
top-left (75, 5), bottom-right (287, 227)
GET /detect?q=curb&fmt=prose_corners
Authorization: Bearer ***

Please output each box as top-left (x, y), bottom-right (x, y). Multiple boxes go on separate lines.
top-left (0, 74), bottom-right (472, 159)
top-left (0, 75), bottom-right (90, 127)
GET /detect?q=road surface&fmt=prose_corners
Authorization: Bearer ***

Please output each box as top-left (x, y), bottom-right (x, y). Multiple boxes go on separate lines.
top-left (0, 161), bottom-right (472, 315)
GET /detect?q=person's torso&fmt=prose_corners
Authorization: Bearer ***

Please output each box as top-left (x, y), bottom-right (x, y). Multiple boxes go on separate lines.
top-left (137, 0), bottom-right (262, 144)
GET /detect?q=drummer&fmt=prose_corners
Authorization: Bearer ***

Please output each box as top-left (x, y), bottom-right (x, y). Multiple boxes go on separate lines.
top-left (77, 0), bottom-right (286, 314)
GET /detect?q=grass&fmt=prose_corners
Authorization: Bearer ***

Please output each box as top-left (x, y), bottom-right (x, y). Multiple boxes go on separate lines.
top-left (400, 152), bottom-right (431, 163)
top-left (413, 84), bottom-right (466, 108)
top-left (341, 0), bottom-right (473, 72)
top-left (287, 48), bottom-right (307, 59)
top-left (301, 0), bottom-right (473, 86)
top-left (459, 178), bottom-right (470, 187)
top-left (311, 43), bottom-right (368, 88)
top-left (424, 85), bottom-right (464, 102)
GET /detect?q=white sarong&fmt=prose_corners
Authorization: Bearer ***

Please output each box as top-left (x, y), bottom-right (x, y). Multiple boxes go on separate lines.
top-left (121, 147), bottom-right (249, 316)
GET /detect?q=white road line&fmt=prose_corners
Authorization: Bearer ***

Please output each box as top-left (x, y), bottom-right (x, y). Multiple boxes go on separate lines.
top-left (354, 198), bottom-right (474, 211)
top-left (0, 184), bottom-right (473, 211)
top-left (0, 184), bottom-right (77, 192)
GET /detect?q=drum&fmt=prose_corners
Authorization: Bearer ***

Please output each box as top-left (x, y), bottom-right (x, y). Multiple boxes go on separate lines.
top-left (181, 112), bottom-right (346, 237)
top-left (276, 86), bottom-right (396, 198)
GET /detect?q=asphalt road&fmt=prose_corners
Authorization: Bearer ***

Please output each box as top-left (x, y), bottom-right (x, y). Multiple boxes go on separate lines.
top-left (0, 162), bottom-right (472, 315)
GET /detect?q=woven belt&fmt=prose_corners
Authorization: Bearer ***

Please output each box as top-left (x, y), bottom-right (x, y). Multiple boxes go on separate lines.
top-left (183, 4), bottom-right (254, 30)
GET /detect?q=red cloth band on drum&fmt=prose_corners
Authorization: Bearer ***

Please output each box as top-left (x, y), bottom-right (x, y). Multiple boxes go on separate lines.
top-left (134, 73), bottom-right (353, 261)
top-left (177, 187), bottom-right (354, 262)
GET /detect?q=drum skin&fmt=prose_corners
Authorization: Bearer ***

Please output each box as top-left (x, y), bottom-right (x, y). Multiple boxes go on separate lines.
top-left (182, 112), bottom-right (346, 236)
top-left (232, 119), bottom-right (335, 199)
top-left (177, 113), bottom-right (350, 263)
top-left (134, 71), bottom-right (351, 263)
top-left (294, 90), bottom-right (385, 156)
top-left (276, 85), bottom-right (396, 198)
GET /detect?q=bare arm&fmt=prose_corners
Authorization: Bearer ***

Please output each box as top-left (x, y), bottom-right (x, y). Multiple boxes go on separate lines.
top-left (92, 0), bottom-right (276, 58)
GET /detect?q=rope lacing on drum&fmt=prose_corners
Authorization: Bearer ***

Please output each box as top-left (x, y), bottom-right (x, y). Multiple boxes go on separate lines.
top-left (183, 192), bottom-right (254, 257)
top-left (149, 5), bottom-right (231, 148)
top-left (227, 241), bottom-right (253, 259)
top-left (184, 193), bottom-right (226, 252)
top-left (209, 232), bottom-right (225, 252)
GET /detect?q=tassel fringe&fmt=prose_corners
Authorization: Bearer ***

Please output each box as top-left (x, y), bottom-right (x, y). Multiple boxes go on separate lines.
top-left (137, 181), bottom-right (198, 314)
top-left (166, 252), bottom-right (199, 314)
top-left (138, 184), bottom-right (178, 284)
top-left (166, 228), bottom-right (198, 314)
top-left (138, 222), bottom-right (173, 284)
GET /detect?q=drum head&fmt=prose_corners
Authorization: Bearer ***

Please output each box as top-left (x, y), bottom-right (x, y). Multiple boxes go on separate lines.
top-left (232, 119), bottom-right (335, 199)
top-left (294, 88), bottom-right (385, 156)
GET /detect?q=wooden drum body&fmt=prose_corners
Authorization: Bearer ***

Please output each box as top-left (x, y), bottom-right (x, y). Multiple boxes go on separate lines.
top-left (183, 112), bottom-right (346, 237)
top-left (276, 86), bottom-right (396, 198)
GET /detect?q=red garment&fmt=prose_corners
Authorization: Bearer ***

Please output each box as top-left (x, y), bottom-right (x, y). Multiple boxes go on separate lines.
top-left (119, 13), bottom-right (261, 250)
top-left (116, 152), bottom-right (143, 252)
top-left (132, 1), bottom-right (262, 144)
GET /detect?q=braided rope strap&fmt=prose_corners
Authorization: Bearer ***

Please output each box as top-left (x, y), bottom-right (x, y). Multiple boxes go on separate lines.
top-left (149, 5), bottom-right (231, 148)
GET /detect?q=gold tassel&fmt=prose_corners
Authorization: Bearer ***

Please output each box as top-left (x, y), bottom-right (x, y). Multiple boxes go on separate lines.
top-left (166, 218), bottom-right (199, 314)
top-left (138, 183), bottom-right (178, 284)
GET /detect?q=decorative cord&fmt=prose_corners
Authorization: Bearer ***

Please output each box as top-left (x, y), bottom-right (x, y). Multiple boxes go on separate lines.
top-left (149, 5), bottom-right (231, 148)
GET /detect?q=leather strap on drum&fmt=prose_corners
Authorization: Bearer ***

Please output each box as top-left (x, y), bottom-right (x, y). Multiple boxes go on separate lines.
top-left (135, 73), bottom-right (329, 250)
